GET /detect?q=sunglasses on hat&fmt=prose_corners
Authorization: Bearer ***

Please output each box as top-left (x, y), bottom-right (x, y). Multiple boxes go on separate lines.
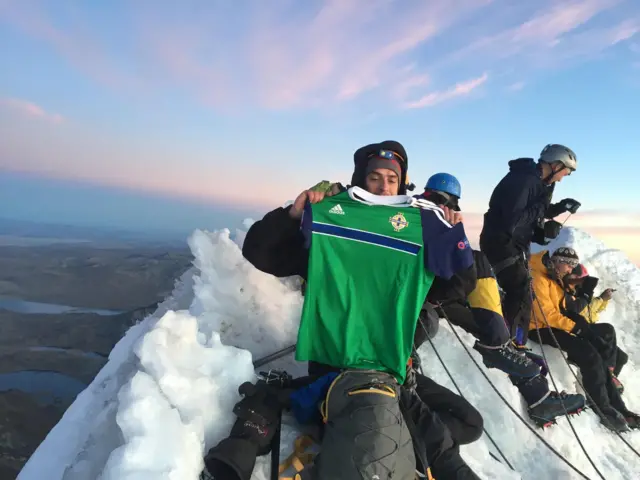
top-left (368, 149), bottom-right (406, 165)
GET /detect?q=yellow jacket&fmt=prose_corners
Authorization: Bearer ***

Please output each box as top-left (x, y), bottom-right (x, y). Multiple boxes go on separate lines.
top-left (565, 282), bottom-right (610, 324)
top-left (529, 251), bottom-right (577, 333)
top-left (467, 250), bottom-right (504, 317)
top-left (581, 297), bottom-right (610, 323)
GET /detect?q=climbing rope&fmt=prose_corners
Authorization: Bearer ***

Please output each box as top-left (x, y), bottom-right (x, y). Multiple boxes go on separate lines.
top-left (528, 295), bottom-right (606, 480)
top-left (420, 310), bottom-right (591, 479)
top-left (531, 291), bottom-right (640, 460)
top-left (418, 323), bottom-right (515, 472)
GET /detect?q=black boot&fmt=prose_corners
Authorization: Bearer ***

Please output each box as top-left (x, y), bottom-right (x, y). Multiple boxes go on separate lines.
top-left (621, 410), bottom-right (640, 430)
top-left (528, 391), bottom-right (586, 428)
top-left (598, 407), bottom-right (630, 433)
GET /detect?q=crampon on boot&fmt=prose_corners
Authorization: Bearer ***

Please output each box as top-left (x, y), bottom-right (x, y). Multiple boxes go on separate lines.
top-left (528, 391), bottom-right (586, 428)
top-left (598, 407), bottom-right (630, 433)
top-left (473, 341), bottom-right (540, 377)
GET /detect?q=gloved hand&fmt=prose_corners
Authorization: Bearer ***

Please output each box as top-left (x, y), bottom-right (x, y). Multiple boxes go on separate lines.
top-left (567, 311), bottom-right (593, 338)
top-left (547, 198), bottom-right (581, 217)
top-left (203, 380), bottom-right (288, 480)
top-left (543, 220), bottom-right (562, 239)
top-left (532, 226), bottom-right (550, 245)
top-left (600, 288), bottom-right (615, 301)
top-left (562, 198), bottom-right (581, 214)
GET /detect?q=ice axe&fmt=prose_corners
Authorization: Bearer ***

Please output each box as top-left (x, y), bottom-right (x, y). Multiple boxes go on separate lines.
top-left (253, 344), bottom-right (296, 368)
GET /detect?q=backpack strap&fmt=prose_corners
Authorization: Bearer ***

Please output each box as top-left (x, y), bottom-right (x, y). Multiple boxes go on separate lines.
top-left (279, 435), bottom-right (316, 480)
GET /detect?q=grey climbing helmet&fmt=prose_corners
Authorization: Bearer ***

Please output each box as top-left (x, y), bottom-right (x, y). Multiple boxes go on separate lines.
top-left (538, 144), bottom-right (577, 172)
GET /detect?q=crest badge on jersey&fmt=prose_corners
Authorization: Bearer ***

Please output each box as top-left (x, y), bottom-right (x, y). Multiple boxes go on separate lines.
top-left (389, 212), bottom-right (409, 232)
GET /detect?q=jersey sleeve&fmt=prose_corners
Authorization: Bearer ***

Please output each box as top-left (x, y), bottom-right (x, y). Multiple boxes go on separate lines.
top-left (300, 200), bottom-right (313, 249)
top-left (420, 209), bottom-right (473, 280)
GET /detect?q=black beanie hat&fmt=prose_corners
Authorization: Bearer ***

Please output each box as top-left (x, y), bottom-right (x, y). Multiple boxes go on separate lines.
top-left (551, 247), bottom-right (579, 267)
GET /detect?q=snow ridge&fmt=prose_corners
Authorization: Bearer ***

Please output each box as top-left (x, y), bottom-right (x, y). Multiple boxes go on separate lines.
top-left (18, 225), bottom-right (640, 480)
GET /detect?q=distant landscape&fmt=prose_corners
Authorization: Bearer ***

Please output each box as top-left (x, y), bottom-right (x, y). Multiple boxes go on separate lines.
top-left (0, 217), bottom-right (194, 478)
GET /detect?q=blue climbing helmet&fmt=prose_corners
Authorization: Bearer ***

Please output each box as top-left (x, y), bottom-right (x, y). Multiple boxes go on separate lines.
top-left (425, 173), bottom-right (461, 199)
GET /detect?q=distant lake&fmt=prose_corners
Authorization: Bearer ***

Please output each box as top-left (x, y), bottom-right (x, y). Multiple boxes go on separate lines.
top-left (0, 370), bottom-right (87, 405)
top-left (27, 346), bottom-right (106, 359)
top-left (0, 297), bottom-right (124, 316)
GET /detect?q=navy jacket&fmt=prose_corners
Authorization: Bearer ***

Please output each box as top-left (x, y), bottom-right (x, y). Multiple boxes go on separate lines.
top-left (480, 158), bottom-right (554, 260)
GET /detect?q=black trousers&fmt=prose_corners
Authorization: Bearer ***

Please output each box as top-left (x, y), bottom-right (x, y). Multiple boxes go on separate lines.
top-left (588, 323), bottom-right (628, 376)
top-left (401, 374), bottom-right (482, 480)
top-left (479, 242), bottom-right (532, 345)
top-left (529, 326), bottom-right (627, 414)
top-left (442, 302), bottom-right (510, 346)
top-left (495, 259), bottom-right (532, 344)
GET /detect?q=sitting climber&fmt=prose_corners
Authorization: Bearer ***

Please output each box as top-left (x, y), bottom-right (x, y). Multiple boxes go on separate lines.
top-left (419, 173), bottom-right (541, 377)
top-left (528, 247), bottom-right (640, 432)
top-left (415, 170), bottom-right (585, 428)
top-left (239, 141), bottom-right (481, 479)
top-left (563, 264), bottom-right (628, 393)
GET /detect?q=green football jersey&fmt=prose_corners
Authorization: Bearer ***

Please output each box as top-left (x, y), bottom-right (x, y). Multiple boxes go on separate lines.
top-left (295, 187), bottom-right (445, 383)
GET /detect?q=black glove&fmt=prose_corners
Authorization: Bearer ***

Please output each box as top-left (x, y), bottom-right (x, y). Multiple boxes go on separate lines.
top-left (532, 226), bottom-right (549, 245)
top-left (562, 198), bottom-right (581, 214)
top-left (203, 380), bottom-right (287, 480)
top-left (204, 437), bottom-right (259, 480)
top-left (566, 311), bottom-right (592, 337)
top-left (543, 220), bottom-right (562, 239)
top-left (547, 198), bottom-right (581, 217)
top-left (232, 381), bottom-right (285, 454)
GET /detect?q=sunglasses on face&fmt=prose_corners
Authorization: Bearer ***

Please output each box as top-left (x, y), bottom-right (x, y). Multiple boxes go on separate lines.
top-left (425, 191), bottom-right (460, 211)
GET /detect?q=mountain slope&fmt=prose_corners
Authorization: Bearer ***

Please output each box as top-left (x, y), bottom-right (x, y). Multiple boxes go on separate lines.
top-left (18, 226), bottom-right (640, 479)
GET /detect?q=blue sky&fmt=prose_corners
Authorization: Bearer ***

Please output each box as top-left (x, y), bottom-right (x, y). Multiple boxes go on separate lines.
top-left (1, 0), bottom-right (640, 258)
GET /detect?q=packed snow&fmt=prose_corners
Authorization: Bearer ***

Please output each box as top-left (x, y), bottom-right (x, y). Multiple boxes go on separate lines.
top-left (17, 223), bottom-right (640, 480)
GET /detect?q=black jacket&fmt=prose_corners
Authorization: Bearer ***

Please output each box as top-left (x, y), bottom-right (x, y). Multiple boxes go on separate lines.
top-left (242, 205), bottom-right (477, 306)
top-left (480, 158), bottom-right (555, 261)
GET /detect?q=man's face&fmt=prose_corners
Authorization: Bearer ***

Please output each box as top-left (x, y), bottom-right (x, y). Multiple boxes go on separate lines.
top-left (554, 260), bottom-right (575, 278)
top-left (365, 168), bottom-right (399, 196)
top-left (550, 165), bottom-right (572, 184)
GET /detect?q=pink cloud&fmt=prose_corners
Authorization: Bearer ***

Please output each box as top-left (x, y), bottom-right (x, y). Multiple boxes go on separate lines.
top-left (403, 73), bottom-right (488, 109)
top-left (0, 97), bottom-right (63, 124)
top-left (3, 0), bottom-right (637, 112)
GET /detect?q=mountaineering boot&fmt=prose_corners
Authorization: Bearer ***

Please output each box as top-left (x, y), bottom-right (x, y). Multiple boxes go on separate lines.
top-left (598, 407), bottom-right (630, 433)
top-left (609, 367), bottom-right (624, 394)
top-left (512, 341), bottom-right (548, 376)
top-left (622, 411), bottom-right (640, 430)
top-left (528, 391), bottom-right (586, 428)
top-left (473, 341), bottom-right (540, 377)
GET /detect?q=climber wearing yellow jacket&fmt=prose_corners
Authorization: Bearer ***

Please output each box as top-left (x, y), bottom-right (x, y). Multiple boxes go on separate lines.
top-left (562, 264), bottom-right (628, 393)
top-left (528, 247), bottom-right (639, 432)
top-left (466, 250), bottom-right (585, 427)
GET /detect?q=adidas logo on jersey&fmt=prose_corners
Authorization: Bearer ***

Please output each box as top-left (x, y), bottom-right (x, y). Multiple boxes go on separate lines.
top-left (329, 204), bottom-right (345, 215)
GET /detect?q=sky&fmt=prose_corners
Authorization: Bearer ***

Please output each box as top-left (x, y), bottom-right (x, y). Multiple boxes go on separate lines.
top-left (1, 0), bottom-right (640, 260)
